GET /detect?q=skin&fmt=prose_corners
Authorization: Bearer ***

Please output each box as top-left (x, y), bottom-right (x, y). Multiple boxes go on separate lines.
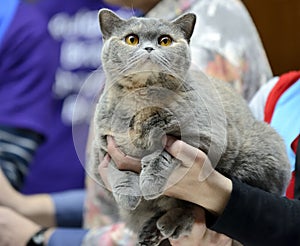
top-left (0, 170), bottom-right (55, 245)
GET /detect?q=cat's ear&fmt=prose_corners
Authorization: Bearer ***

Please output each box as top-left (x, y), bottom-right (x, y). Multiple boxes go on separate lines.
top-left (98, 8), bottom-right (124, 40)
top-left (172, 13), bottom-right (196, 43)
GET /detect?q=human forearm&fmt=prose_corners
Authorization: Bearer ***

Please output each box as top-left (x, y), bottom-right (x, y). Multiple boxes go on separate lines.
top-left (209, 178), bottom-right (300, 245)
top-left (17, 189), bottom-right (86, 228)
top-left (0, 169), bottom-right (56, 227)
top-left (13, 193), bottom-right (56, 227)
top-left (0, 126), bottom-right (43, 190)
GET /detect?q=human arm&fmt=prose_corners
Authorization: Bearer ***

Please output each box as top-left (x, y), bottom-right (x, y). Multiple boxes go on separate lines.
top-left (164, 136), bottom-right (300, 245)
top-left (98, 136), bottom-right (234, 245)
top-left (0, 2), bottom-right (60, 189)
top-left (0, 206), bottom-right (55, 246)
top-left (0, 168), bottom-right (85, 228)
top-left (0, 206), bottom-right (88, 246)
top-left (0, 126), bottom-right (44, 190)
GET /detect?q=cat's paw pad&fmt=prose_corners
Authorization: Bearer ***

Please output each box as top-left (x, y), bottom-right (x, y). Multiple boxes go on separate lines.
top-left (157, 208), bottom-right (194, 239)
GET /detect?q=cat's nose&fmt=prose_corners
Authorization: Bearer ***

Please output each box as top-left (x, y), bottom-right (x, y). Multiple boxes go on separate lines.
top-left (144, 47), bottom-right (154, 53)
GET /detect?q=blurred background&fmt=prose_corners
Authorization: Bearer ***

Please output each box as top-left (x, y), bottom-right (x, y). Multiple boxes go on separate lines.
top-left (242, 0), bottom-right (300, 75)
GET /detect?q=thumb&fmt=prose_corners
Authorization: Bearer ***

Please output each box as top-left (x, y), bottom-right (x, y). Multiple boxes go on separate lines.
top-left (165, 136), bottom-right (206, 168)
top-left (165, 136), bottom-right (213, 181)
top-left (98, 154), bottom-right (112, 191)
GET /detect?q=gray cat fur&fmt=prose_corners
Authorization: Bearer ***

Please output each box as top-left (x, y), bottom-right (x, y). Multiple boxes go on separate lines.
top-left (90, 9), bottom-right (291, 246)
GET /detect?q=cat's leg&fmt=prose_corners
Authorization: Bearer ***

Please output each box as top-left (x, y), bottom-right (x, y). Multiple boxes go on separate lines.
top-left (138, 206), bottom-right (194, 246)
top-left (137, 211), bottom-right (166, 246)
top-left (229, 121), bottom-right (291, 195)
top-left (156, 207), bottom-right (194, 239)
top-left (140, 150), bottom-right (181, 200)
top-left (107, 160), bottom-right (142, 210)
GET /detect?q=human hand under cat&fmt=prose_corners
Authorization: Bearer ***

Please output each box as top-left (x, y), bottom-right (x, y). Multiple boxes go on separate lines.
top-left (99, 135), bottom-right (234, 245)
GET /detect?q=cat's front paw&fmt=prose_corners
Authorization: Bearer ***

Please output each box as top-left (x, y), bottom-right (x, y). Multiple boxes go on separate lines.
top-left (138, 212), bottom-right (166, 246)
top-left (156, 207), bottom-right (194, 239)
top-left (140, 151), bottom-right (180, 200)
top-left (108, 164), bottom-right (142, 210)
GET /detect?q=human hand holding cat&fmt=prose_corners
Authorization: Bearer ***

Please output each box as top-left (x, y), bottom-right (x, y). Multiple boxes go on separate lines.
top-left (99, 136), bottom-right (234, 245)
top-left (105, 135), bottom-right (141, 174)
top-left (100, 135), bottom-right (232, 215)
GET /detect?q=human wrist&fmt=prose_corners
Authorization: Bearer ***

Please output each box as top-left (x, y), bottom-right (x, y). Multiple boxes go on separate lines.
top-left (26, 227), bottom-right (54, 246)
top-left (197, 170), bottom-right (232, 215)
top-left (7, 191), bottom-right (27, 213)
top-left (23, 224), bottom-right (42, 246)
top-left (44, 228), bottom-right (55, 246)
top-left (17, 194), bottom-right (56, 227)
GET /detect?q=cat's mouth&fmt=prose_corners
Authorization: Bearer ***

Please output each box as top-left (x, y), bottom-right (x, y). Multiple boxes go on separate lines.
top-left (138, 56), bottom-right (161, 71)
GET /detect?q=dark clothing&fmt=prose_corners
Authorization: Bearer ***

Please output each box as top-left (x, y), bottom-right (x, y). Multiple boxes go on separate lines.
top-left (208, 178), bottom-right (300, 245)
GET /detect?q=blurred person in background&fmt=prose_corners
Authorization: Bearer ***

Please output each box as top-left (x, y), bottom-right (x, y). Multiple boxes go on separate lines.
top-left (249, 71), bottom-right (300, 199)
top-left (0, 0), bottom-right (87, 194)
top-left (19, 0), bottom-right (134, 194)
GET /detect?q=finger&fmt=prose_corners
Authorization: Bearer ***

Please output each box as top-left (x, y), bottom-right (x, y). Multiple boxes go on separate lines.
top-left (165, 136), bottom-right (206, 168)
top-left (98, 154), bottom-right (112, 191)
top-left (107, 136), bottom-right (141, 173)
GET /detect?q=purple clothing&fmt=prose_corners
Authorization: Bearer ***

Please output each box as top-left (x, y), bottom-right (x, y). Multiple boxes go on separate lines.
top-left (0, 2), bottom-right (85, 194)
top-left (0, 2), bottom-right (57, 135)
top-left (19, 0), bottom-right (135, 193)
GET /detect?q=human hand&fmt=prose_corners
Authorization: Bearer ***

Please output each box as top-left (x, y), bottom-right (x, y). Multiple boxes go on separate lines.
top-left (98, 135), bottom-right (142, 189)
top-left (163, 136), bottom-right (232, 216)
top-left (169, 207), bottom-right (233, 246)
top-left (0, 206), bottom-right (41, 246)
top-left (99, 136), bottom-right (233, 244)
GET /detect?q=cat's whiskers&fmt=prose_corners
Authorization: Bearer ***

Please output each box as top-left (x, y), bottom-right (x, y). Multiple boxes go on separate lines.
top-left (120, 53), bottom-right (149, 74)
top-left (152, 53), bottom-right (180, 78)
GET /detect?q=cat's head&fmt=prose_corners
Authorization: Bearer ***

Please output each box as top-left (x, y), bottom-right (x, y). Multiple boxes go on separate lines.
top-left (98, 9), bottom-right (196, 82)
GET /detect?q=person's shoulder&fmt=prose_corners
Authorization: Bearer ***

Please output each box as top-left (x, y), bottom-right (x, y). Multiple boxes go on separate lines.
top-left (12, 2), bottom-right (49, 36)
top-left (1, 2), bottom-right (53, 55)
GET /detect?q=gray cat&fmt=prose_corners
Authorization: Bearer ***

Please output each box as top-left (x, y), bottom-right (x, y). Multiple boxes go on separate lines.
top-left (90, 9), bottom-right (291, 246)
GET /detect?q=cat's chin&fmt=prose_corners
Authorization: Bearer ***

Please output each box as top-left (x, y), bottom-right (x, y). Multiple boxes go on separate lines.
top-left (134, 60), bottom-right (162, 73)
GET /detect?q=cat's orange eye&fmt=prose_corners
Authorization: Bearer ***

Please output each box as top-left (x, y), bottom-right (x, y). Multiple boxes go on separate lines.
top-left (158, 35), bottom-right (172, 46)
top-left (125, 34), bottom-right (139, 46)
